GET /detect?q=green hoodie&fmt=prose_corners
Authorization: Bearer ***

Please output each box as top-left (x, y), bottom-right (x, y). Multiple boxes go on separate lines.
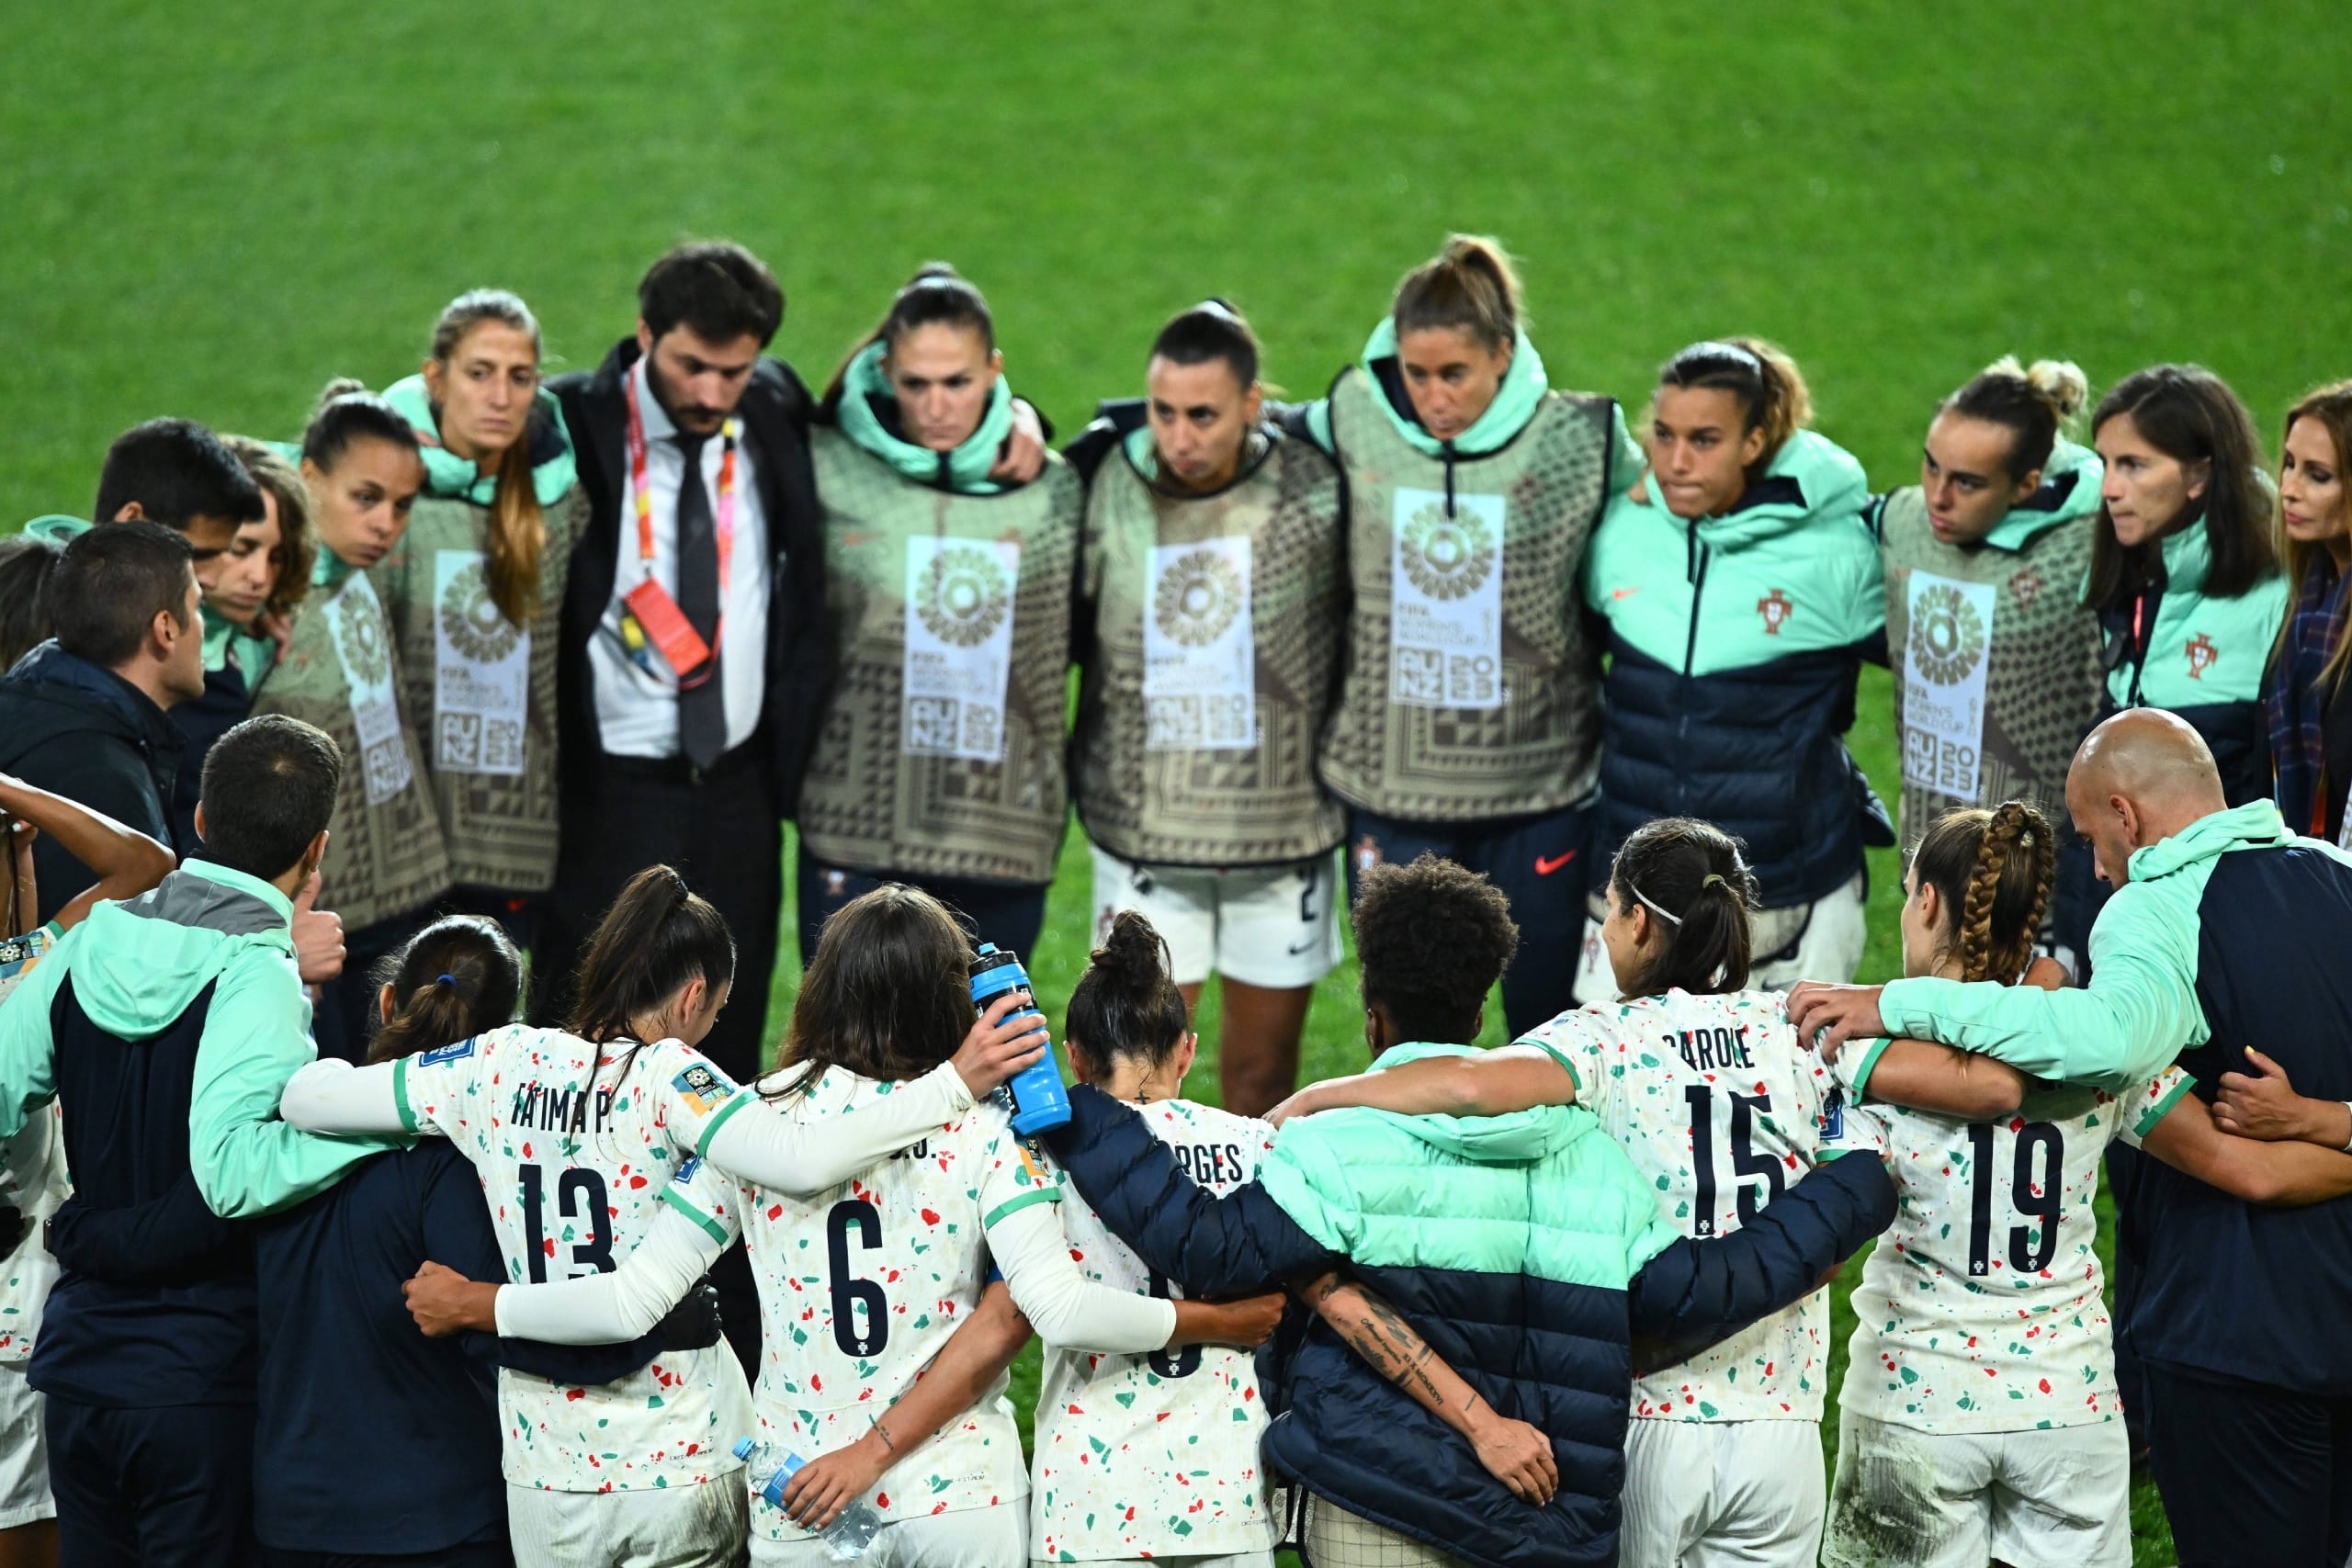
top-left (201, 601), bottom-right (276, 688)
top-left (1257, 1044), bottom-right (1680, 1283)
top-left (1880, 799), bottom-right (2312, 1091)
top-left (379, 375), bottom-right (579, 508)
top-left (2106, 517), bottom-right (2290, 711)
top-left (0, 860), bottom-right (395, 1217)
top-left (834, 340), bottom-right (1016, 494)
top-left (21, 514), bottom-right (90, 545)
top-left (1302, 321), bottom-right (1551, 460)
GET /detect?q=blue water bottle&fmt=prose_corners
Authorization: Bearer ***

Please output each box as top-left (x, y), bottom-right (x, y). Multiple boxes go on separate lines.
top-left (968, 942), bottom-right (1069, 1135)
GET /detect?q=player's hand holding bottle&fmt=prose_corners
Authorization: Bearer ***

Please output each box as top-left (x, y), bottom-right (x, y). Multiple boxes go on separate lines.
top-left (948, 989), bottom-right (1051, 1100)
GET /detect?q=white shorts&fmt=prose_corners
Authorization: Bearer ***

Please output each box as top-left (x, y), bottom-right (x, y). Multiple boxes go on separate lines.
top-left (0, 1360), bottom-right (51, 1529)
top-left (1820, 1409), bottom-right (2131, 1568)
top-left (1032, 1555), bottom-right (1271, 1568)
top-left (1091, 848), bottom-right (1341, 990)
top-left (1618, 1417), bottom-right (1824, 1568)
top-left (1575, 871), bottom-right (1866, 1001)
top-left (508, 1478), bottom-right (748, 1568)
top-left (753, 1499), bottom-right (1023, 1567)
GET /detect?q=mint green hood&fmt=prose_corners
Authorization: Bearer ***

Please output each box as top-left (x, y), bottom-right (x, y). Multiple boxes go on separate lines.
top-left (1359, 318), bottom-right (1549, 458)
top-left (22, 515), bottom-right (90, 544)
top-left (62, 862), bottom-right (295, 1040)
top-left (1690, 429), bottom-right (1871, 549)
top-left (834, 339), bottom-right (1015, 494)
top-left (382, 374), bottom-right (577, 507)
top-left (200, 601), bottom-right (276, 686)
top-left (2128, 797), bottom-right (2291, 882)
top-left (1983, 437), bottom-right (2102, 551)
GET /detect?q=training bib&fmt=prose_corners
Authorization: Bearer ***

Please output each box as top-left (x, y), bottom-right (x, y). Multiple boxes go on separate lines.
top-left (1389, 488), bottom-right (1505, 709)
top-left (431, 549), bottom-right (528, 777)
top-left (1143, 536), bottom-right (1255, 750)
top-left (902, 536), bottom-right (1019, 762)
top-left (322, 572), bottom-right (412, 806)
top-left (1900, 570), bottom-right (1998, 800)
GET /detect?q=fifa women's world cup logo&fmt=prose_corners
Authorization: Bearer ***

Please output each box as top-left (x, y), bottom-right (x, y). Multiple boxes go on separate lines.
top-left (1152, 547), bottom-right (1244, 647)
top-left (439, 559), bottom-right (522, 664)
top-left (917, 545), bottom-right (1012, 648)
top-left (1398, 502), bottom-right (1497, 602)
top-left (338, 584), bottom-right (393, 685)
top-left (1908, 582), bottom-right (1986, 684)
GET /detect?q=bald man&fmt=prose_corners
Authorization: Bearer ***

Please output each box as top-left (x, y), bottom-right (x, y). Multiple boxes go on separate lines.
top-left (1793, 707), bottom-right (2352, 1568)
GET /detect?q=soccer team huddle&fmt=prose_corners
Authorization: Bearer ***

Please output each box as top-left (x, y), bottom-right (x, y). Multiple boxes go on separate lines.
top-left (1, 228), bottom-right (2350, 1568)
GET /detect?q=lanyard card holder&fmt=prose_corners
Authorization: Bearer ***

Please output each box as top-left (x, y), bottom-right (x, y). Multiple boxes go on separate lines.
top-left (622, 578), bottom-right (715, 685)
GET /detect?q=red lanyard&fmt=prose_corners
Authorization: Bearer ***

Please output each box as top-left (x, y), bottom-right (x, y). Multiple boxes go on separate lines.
top-left (626, 359), bottom-right (738, 588)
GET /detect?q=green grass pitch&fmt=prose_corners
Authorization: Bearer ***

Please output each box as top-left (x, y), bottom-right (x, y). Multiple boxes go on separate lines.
top-left (9, 3), bottom-right (2351, 1560)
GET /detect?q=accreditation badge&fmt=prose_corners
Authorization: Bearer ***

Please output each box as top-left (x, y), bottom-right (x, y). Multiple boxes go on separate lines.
top-left (1389, 488), bottom-right (1504, 710)
top-left (1901, 570), bottom-right (1998, 800)
top-left (1143, 536), bottom-right (1254, 750)
top-left (902, 536), bottom-right (1020, 763)
top-left (432, 549), bottom-right (529, 777)
top-left (323, 572), bottom-right (413, 806)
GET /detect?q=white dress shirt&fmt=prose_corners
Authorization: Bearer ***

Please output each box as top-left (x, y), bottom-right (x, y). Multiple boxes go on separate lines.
top-left (588, 361), bottom-right (774, 760)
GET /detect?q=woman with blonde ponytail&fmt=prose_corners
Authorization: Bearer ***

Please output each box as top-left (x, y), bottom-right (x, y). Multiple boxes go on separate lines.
top-left (376, 289), bottom-right (585, 955)
top-left (1580, 338), bottom-right (1887, 995)
top-left (1291, 234), bottom-right (1645, 1036)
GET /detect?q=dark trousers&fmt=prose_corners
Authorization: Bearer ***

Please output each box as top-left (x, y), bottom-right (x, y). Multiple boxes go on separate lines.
top-left (536, 745), bottom-right (781, 1085)
top-left (259, 1540), bottom-right (511, 1568)
top-left (795, 846), bottom-right (1049, 972)
top-left (1344, 801), bottom-right (1594, 1037)
top-left (536, 742), bottom-right (780, 1379)
top-left (2142, 1358), bottom-right (2352, 1567)
top-left (46, 1399), bottom-right (254, 1568)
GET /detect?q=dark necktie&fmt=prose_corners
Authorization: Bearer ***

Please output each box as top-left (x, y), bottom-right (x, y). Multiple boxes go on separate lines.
top-left (673, 432), bottom-right (727, 770)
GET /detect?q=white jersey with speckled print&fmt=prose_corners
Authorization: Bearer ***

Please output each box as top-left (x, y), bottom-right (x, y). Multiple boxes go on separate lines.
top-left (393, 1022), bottom-right (754, 1492)
top-left (1828, 1044), bottom-right (2189, 1435)
top-left (1032, 1099), bottom-right (1280, 1562)
top-left (0, 930), bottom-right (63, 1359)
top-left (702, 1066), bottom-right (1057, 1542)
top-left (1522, 988), bottom-right (1837, 1422)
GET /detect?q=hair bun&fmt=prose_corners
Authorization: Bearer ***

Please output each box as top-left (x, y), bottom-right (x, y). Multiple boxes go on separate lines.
top-left (1094, 910), bottom-right (1172, 994)
top-left (2025, 358), bottom-right (2090, 422)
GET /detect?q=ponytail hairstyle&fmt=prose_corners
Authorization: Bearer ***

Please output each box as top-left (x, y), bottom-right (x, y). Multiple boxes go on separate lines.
top-left (1942, 355), bottom-right (2091, 482)
top-left (1608, 818), bottom-right (1758, 996)
top-left (428, 288), bottom-right (547, 626)
top-left (824, 264), bottom-right (996, 408)
top-left (300, 379), bottom-right (423, 476)
top-left (771, 884), bottom-right (976, 1098)
top-left (1065, 911), bottom-right (1189, 1077)
top-left (2269, 380), bottom-right (2352, 689)
top-left (1656, 337), bottom-right (1814, 475)
top-left (1391, 234), bottom-right (1522, 355)
top-left (2086, 364), bottom-right (2280, 609)
top-left (1148, 299), bottom-right (1261, 390)
top-left (367, 915), bottom-right (524, 1064)
top-left (220, 435), bottom-right (318, 622)
top-left (566, 864), bottom-right (737, 1046)
top-left (1910, 802), bottom-right (2055, 986)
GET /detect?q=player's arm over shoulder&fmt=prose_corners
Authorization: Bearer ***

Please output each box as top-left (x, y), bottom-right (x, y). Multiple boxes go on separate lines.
top-left (1272, 1043), bottom-right (1574, 1125)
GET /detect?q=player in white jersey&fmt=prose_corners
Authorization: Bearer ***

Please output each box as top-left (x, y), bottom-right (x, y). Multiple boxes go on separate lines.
top-left (407, 884), bottom-right (1285, 1568)
top-left (1273, 817), bottom-right (1851, 1568)
top-left (1818, 801), bottom-right (2352, 1568)
top-left (1026, 910), bottom-right (1285, 1567)
top-left (281, 867), bottom-right (1060, 1568)
top-left (0, 774), bottom-right (175, 1561)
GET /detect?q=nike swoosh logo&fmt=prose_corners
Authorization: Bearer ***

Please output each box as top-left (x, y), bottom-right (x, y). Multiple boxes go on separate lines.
top-left (1535, 852), bottom-right (1577, 875)
top-left (1286, 940), bottom-right (1317, 955)
top-left (1610, 587), bottom-right (1640, 600)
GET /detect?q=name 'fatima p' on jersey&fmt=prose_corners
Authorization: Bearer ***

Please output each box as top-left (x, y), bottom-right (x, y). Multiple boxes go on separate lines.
top-left (392, 1022), bottom-right (755, 1492)
top-left (1521, 987), bottom-right (1837, 1422)
top-left (1033, 1099), bottom-right (1281, 1562)
top-left (657, 1066), bottom-right (1064, 1546)
top-left (1825, 1043), bottom-right (2189, 1435)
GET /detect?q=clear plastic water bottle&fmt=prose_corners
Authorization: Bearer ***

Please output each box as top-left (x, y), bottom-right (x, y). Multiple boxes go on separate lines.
top-left (968, 942), bottom-right (1069, 1134)
top-left (732, 1438), bottom-right (887, 1562)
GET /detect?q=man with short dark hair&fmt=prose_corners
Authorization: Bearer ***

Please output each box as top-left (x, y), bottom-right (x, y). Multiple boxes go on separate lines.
top-left (0, 713), bottom-right (396, 1566)
top-left (0, 522), bottom-right (205, 922)
top-left (24, 418), bottom-right (266, 582)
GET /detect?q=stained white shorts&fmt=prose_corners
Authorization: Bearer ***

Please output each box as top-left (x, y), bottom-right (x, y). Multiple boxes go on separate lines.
top-left (1819, 1408), bottom-right (2131, 1568)
top-left (0, 1360), bottom-right (51, 1529)
top-left (1091, 848), bottom-right (1341, 990)
top-left (508, 1477), bottom-right (749, 1568)
top-left (753, 1498), bottom-right (1023, 1567)
top-left (1618, 1416), bottom-right (1825, 1568)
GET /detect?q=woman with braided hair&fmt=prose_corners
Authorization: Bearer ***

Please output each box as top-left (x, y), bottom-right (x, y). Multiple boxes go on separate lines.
top-left (1817, 800), bottom-right (2352, 1568)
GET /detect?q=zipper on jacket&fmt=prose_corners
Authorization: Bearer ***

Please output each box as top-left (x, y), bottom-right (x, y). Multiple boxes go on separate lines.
top-left (1677, 525), bottom-right (1711, 816)
top-left (1442, 444), bottom-right (1457, 516)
